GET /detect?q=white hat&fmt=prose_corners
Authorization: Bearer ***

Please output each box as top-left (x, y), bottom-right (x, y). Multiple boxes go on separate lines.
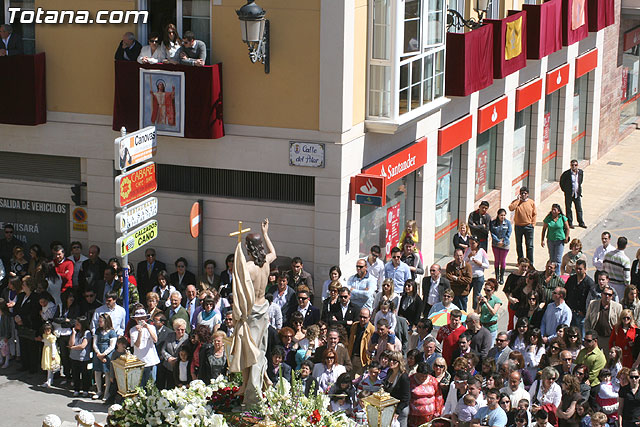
top-left (42, 414), bottom-right (62, 427)
top-left (131, 308), bottom-right (150, 319)
top-left (75, 410), bottom-right (95, 427)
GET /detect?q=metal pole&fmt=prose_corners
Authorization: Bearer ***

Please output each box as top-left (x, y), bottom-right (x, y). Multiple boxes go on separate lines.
top-left (120, 126), bottom-right (130, 324)
top-left (197, 199), bottom-right (204, 276)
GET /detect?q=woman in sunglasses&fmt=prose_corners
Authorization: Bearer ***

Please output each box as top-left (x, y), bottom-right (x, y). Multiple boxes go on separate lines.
top-left (563, 326), bottom-right (583, 360)
top-left (611, 309), bottom-right (638, 368)
top-left (619, 368), bottom-right (640, 427)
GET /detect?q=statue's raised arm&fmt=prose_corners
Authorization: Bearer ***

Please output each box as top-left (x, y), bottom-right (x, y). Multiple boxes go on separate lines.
top-left (261, 218), bottom-right (276, 265)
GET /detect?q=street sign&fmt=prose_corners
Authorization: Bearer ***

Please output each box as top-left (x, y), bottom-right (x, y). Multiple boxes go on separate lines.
top-left (115, 162), bottom-right (157, 208)
top-left (114, 126), bottom-right (157, 170)
top-left (116, 197), bottom-right (158, 233)
top-left (116, 220), bottom-right (158, 257)
top-left (189, 201), bottom-right (201, 238)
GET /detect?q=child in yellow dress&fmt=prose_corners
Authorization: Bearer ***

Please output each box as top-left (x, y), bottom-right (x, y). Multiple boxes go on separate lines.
top-left (41, 322), bottom-right (60, 388)
top-left (398, 220), bottom-right (419, 251)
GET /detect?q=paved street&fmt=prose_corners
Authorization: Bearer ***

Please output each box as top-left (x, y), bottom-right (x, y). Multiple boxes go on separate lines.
top-left (0, 365), bottom-right (107, 426)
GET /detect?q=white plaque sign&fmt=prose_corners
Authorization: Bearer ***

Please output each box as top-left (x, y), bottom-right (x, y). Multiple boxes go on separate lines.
top-left (289, 141), bottom-right (325, 168)
top-left (115, 197), bottom-right (158, 233)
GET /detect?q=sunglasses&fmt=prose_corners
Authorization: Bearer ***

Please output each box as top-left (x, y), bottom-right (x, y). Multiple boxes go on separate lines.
top-left (562, 357), bottom-right (572, 361)
top-left (146, 253), bottom-right (156, 257)
top-left (392, 256), bottom-right (401, 259)
top-left (500, 401), bottom-right (510, 405)
top-left (604, 293), bottom-right (613, 297)
top-left (339, 295), bottom-right (349, 299)
top-left (149, 39), bottom-right (159, 44)
top-left (298, 296), bottom-right (308, 300)
top-left (434, 364), bottom-right (445, 368)
top-left (551, 346), bottom-right (560, 350)
top-left (631, 376), bottom-right (640, 380)
top-left (584, 338), bottom-right (594, 343)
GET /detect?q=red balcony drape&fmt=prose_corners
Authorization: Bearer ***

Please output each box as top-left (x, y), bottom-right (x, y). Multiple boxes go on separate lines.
top-left (445, 25), bottom-right (494, 97)
top-left (0, 53), bottom-right (46, 125)
top-left (113, 61), bottom-right (224, 139)
top-left (487, 11), bottom-right (528, 79)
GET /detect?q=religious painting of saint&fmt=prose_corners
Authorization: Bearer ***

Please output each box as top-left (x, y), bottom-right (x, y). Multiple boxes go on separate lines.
top-left (139, 69), bottom-right (185, 137)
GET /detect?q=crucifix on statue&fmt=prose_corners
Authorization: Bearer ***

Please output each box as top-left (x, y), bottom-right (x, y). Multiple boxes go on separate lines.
top-left (229, 221), bottom-right (251, 243)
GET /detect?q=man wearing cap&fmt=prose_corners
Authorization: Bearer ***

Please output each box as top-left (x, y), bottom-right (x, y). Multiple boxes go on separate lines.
top-left (468, 201), bottom-right (492, 251)
top-left (130, 308), bottom-right (160, 386)
top-left (509, 187), bottom-right (537, 263)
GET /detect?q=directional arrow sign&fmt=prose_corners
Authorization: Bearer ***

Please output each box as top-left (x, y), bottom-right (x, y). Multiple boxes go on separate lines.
top-left (116, 220), bottom-right (158, 258)
top-left (116, 197), bottom-right (158, 233)
top-left (115, 162), bottom-right (157, 208)
top-left (114, 126), bottom-right (157, 170)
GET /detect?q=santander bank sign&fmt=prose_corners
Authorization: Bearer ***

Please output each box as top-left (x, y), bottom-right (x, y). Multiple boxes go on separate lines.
top-left (361, 137), bottom-right (427, 184)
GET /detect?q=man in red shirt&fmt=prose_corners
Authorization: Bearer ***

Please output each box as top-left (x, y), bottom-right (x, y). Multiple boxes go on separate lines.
top-left (53, 244), bottom-right (74, 293)
top-left (437, 309), bottom-right (466, 363)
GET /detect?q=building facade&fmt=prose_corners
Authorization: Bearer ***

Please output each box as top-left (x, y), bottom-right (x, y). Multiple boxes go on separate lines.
top-left (0, 0), bottom-right (626, 302)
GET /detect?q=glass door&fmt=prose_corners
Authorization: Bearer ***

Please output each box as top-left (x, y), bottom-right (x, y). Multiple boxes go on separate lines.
top-left (571, 74), bottom-right (589, 161)
top-left (434, 147), bottom-right (461, 262)
top-left (541, 92), bottom-right (560, 189)
top-left (512, 106), bottom-right (532, 196)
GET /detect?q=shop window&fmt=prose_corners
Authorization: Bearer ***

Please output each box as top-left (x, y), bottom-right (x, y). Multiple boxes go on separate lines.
top-left (368, 0), bottom-right (446, 121)
top-left (512, 107), bottom-right (532, 196)
top-left (475, 126), bottom-right (497, 200)
top-left (621, 44), bottom-right (640, 131)
top-left (541, 92), bottom-right (560, 188)
top-left (6, 0), bottom-right (35, 54)
top-left (571, 74), bottom-right (589, 160)
top-left (434, 147), bottom-right (461, 261)
top-left (359, 173), bottom-right (416, 259)
top-left (143, 0), bottom-right (211, 64)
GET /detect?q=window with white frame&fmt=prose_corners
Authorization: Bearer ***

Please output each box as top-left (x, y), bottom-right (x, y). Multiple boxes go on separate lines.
top-left (4, 0), bottom-right (35, 54)
top-left (368, 0), bottom-right (446, 121)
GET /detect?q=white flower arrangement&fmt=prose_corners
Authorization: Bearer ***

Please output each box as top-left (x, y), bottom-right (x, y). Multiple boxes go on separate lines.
top-left (107, 378), bottom-right (234, 427)
top-left (248, 369), bottom-right (354, 427)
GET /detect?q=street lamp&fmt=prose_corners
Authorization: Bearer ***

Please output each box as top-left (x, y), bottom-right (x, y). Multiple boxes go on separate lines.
top-left (447, 0), bottom-right (492, 31)
top-left (363, 390), bottom-right (400, 427)
top-left (111, 349), bottom-right (146, 397)
top-left (236, 0), bottom-right (270, 74)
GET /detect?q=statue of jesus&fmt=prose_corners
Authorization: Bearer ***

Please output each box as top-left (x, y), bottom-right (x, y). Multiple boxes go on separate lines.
top-left (229, 218), bottom-right (276, 407)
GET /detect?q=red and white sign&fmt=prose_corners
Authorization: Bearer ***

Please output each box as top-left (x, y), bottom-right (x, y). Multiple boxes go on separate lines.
top-left (475, 149), bottom-right (489, 198)
top-left (478, 96), bottom-right (508, 134)
top-left (350, 174), bottom-right (386, 206)
top-left (546, 64), bottom-right (570, 95)
top-left (114, 162), bottom-right (157, 208)
top-left (385, 202), bottom-right (401, 259)
top-left (543, 112), bottom-right (551, 154)
top-left (362, 137), bottom-right (428, 184)
top-left (622, 68), bottom-right (629, 102)
top-left (189, 201), bottom-right (201, 238)
top-left (624, 27), bottom-right (640, 52)
top-left (516, 78), bottom-right (543, 112)
top-left (438, 115), bottom-right (473, 156)
top-left (575, 49), bottom-right (598, 79)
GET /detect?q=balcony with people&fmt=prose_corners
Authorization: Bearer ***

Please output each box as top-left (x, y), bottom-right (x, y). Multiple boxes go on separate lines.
top-left (0, 23), bottom-right (46, 126)
top-left (112, 26), bottom-right (224, 139)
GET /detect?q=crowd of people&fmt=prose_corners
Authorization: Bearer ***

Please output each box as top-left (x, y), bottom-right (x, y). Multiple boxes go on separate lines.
top-left (2, 161), bottom-right (640, 427)
top-left (115, 25), bottom-right (207, 67)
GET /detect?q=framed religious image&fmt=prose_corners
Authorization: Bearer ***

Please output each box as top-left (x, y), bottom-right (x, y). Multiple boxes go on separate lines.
top-left (140, 69), bottom-right (185, 137)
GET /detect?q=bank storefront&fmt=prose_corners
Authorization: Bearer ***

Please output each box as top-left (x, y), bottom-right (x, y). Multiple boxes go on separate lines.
top-left (357, 138), bottom-right (427, 259)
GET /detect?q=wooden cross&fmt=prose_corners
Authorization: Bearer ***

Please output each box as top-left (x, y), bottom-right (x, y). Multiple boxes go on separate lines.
top-left (229, 221), bottom-right (251, 243)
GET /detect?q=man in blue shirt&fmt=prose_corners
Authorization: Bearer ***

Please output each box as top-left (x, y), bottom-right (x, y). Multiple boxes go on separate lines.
top-left (384, 247), bottom-right (412, 294)
top-left (540, 287), bottom-right (572, 340)
top-left (475, 388), bottom-right (508, 427)
top-left (347, 259), bottom-right (377, 310)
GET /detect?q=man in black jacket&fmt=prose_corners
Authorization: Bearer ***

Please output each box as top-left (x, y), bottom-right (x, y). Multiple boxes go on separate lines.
top-left (559, 159), bottom-right (585, 228)
top-left (564, 260), bottom-right (594, 334)
top-left (0, 24), bottom-right (23, 56)
top-left (136, 248), bottom-right (166, 299)
top-left (329, 287), bottom-right (358, 329)
top-left (115, 32), bottom-right (142, 61)
top-left (468, 201), bottom-right (491, 251)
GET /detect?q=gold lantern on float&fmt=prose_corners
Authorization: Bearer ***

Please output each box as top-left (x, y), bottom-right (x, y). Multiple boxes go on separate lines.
top-left (111, 349), bottom-right (146, 397)
top-left (363, 390), bottom-right (400, 427)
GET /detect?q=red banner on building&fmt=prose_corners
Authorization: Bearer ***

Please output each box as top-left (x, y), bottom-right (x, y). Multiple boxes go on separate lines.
top-left (543, 112), bottom-right (551, 154)
top-left (385, 202), bottom-right (401, 259)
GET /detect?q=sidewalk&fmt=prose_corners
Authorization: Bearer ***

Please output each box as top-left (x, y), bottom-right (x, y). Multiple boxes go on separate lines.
top-left (483, 132), bottom-right (640, 321)
top-left (500, 132), bottom-right (640, 273)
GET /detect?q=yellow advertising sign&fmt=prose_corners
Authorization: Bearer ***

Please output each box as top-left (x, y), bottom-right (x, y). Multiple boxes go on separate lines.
top-left (116, 220), bottom-right (158, 258)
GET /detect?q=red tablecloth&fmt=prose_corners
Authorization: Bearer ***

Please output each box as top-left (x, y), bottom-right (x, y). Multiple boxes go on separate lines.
top-left (112, 60), bottom-right (224, 139)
